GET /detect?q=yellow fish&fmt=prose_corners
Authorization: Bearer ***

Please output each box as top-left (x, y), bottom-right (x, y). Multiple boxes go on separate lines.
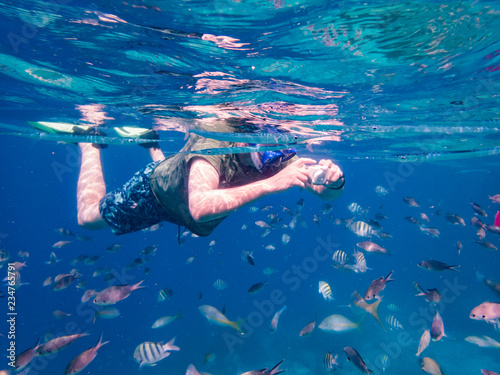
top-left (199, 305), bottom-right (242, 333)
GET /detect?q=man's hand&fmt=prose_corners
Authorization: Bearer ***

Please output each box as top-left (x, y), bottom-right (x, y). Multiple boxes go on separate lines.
top-left (305, 159), bottom-right (344, 200)
top-left (267, 158), bottom-right (317, 193)
top-left (317, 159), bottom-right (343, 187)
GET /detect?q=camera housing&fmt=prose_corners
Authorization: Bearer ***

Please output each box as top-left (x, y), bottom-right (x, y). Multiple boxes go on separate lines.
top-left (305, 165), bottom-right (328, 185)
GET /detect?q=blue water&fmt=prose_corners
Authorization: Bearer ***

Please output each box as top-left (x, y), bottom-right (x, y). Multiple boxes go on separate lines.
top-left (1, 0), bottom-right (500, 374)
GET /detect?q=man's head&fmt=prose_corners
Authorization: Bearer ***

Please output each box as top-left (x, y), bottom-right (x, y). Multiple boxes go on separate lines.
top-left (250, 148), bottom-right (297, 173)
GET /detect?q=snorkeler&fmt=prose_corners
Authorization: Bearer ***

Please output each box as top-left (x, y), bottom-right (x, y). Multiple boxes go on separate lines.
top-left (35, 122), bottom-right (345, 236)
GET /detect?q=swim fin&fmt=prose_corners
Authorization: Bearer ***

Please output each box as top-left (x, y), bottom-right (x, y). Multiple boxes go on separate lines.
top-left (114, 126), bottom-right (159, 148)
top-left (29, 121), bottom-right (107, 149)
top-left (29, 121), bottom-right (90, 135)
top-left (114, 126), bottom-right (152, 138)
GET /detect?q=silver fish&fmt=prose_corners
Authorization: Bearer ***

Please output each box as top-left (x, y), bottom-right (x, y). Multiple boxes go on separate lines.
top-left (474, 239), bottom-right (498, 250)
top-left (270, 305), bottom-right (287, 332)
top-left (476, 272), bottom-right (500, 298)
top-left (418, 260), bottom-right (459, 272)
top-left (445, 212), bottom-right (465, 225)
top-left (416, 329), bottom-right (431, 356)
top-left (319, 314), bottom-right (362, 333)
top-left (344, 346), bottom-right (372, 374)
top-left (93, 280), bottom-right (145, 305)
top-left (151, 311), bottom-right (183, 329)
top-left (489, 194), bottom-right (500, 203)
top-left (53, 269), bottom-right (81, 291)
top-left (403, 196), bottom-right (420, 207)
top-left (420, 357), bottom-right (442, 375)
top-left (419, 226), bottom-right (440, 237)
top-left (465, 335), bottom-right (500, 348)
top-left (470, 202), bottom-right (487, 217)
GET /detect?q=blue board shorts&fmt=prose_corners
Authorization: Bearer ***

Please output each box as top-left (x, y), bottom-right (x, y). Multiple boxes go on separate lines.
top-left (99, 161), bottom-right (171, 235)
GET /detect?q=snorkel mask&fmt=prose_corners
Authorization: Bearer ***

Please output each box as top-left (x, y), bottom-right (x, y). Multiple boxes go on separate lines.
top-left (251, 148), bottom-right (297, 173)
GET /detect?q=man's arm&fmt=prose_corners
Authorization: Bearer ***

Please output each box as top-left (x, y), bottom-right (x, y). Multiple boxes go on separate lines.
top-left (188, 157), bottom-right (318, 222)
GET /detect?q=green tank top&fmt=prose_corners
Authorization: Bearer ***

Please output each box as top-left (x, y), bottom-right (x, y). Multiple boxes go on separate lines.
top-left (149, 135), bottom-right (297, 236)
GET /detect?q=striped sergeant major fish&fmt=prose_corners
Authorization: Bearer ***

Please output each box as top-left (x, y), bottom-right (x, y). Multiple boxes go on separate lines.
top-left (332, 250), bottom-right (348, 265)
top-left (133, 337), bottom-right (180, 368)
top-left (347, 220), bottom-right (380, 238)
top-left (380, 354), bottom-right (389, 372)
top-left (157, 288), bottom-right (174, 302)
top-left (319, 281), bottom-right (334, 301)
top-left (324, 352), bottom-right (340, 372)
top-left (353, 251), bottom-right (369, 273)
top-left (386, 314), bottom-right (403, 330)
top-left (347, 202), bottom-right (364, 215)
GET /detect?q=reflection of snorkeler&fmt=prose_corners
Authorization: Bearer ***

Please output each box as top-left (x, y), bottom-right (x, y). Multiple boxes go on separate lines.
top-left (76, 129), bottom-right (344, 236)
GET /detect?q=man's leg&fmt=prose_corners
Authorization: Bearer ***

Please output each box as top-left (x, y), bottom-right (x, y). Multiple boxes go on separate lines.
top-left (77, 144), bottom-right (108, 229)
top-left (148, 146), bottom-right (165, 162)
